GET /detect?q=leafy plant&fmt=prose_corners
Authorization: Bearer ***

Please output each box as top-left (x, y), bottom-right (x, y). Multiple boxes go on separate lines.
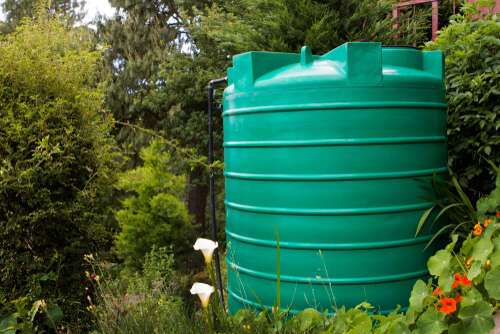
top-left (87, 247), bottom-right (199, 334)
top-left (0, 298), bottom-right (64, 334)
top-left (417, 164), bottom-right (500, 247)
top-left (425, 2), bottom-right (500, 199)
top-left (0, 5), bottom-right (119, 328)
top-left (114, 140), bottom-right (193, 271)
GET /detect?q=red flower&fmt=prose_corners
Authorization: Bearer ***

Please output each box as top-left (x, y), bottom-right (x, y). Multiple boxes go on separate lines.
top-left (432, 286), bottom-right (444, 296)
top-left (497, 211), bottom-right (500, 218)
top-left (455, 293), bottom-right (463, 302)
top-left (452, 273), bottom-right (472, 288)
top-left (436, 297), bottom-right (457, 314)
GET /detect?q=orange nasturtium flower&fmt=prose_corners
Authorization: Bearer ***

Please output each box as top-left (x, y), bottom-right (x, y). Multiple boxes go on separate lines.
top-left (455, 293), bottom-right (464, 302)
top-left (473, 222), bottom-right (483, 236)
top-left (466, 257), bottom-right (473, 269)
top-left (436, 297), bottom-right (457, 314)
top-left (432, 286), bottom-right (444, 296)
top-left (452, 273), bottom-right (472, 288)
top-left (484, 219), bottom-right (492, 227)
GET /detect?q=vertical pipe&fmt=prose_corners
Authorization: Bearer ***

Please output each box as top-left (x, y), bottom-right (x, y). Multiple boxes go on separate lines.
top-left (207, 77), bottom-right (227, 307)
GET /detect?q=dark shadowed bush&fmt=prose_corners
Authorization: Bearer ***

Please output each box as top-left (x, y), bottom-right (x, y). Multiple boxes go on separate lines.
top-left (0, 8), bottom-right (118, 328)
top-left (425, 4), bottom-right (500, 199)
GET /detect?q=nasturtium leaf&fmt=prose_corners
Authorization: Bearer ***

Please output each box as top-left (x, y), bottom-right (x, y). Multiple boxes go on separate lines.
top-left (493, 235), bottom-right (500, 250)
top-left (461, 287), bottom-right (484, 308)
top-left (389, 320), bottom-right (411, 334)
top-left (428, 250), bottom-right (452, 277)
top-left (296, 308), bottom-right (322, 332)
top-left (458, 301), bottom-right (495, 334)
top-left (408, 280), bottom-right (430, 312)
top-left (345, 309), bottom-right (372, 333)
top-left (415, 308), bottom-right (447, 334)
top-left (438, 268), bottom-right (454, 293)
top-left (461, 234), bottom-right (477, 256)
top-left (490, 248), bottom-right (500, 269)
top-left (447, 322), bottom-right (465, 334)
top-left (471, 237), bottom-right (493, 263)
top-left (468, 260), bottom-right (482, 279)
top-left (485, 266), bottom-right (500, 299)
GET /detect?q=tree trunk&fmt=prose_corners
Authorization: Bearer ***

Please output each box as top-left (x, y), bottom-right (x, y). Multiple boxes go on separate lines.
top-left (188, 167), bottom-right (209, 232)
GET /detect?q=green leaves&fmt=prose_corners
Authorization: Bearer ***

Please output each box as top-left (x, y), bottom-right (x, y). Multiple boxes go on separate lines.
top-left (471, 236), bottom-right (493, 263)
top-left (457, 301), bottom-right (495, 334)
top-left (408, 280), bottom-right (431, 313)
top-left (425, 12), bottom-right (500, 199)
top-left (428, 250), bottom-right (452, 276)
top-left (115, 140), bottom-right (192, 271)
top-left (484, 266), bottom-right (500, 299)
top-left (428, 250), bottom-right (454, 292)
top-left (0, 6), bottom-right (119, 328)
top-left (414, 308), bottom-right (447, 334)
top-left (295, 308), bottom-right (322, 332)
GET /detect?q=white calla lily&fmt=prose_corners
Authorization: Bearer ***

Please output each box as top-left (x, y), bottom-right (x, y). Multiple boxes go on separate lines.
top-left (190, 282), bottom-right (214, 308)
top-left (193, 238), bottom-right (218, 264)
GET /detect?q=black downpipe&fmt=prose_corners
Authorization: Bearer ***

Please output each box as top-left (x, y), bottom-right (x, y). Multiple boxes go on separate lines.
top-left (208, 77), bottom-right (227, 307)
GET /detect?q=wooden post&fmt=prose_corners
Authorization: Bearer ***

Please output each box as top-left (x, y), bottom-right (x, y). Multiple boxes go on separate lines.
top-left (393, 8), bottom-right (400, 40)
top-left (432, 1), bottom-right (438, 40)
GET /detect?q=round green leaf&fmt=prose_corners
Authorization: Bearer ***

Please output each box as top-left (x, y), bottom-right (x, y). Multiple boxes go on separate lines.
top-left (485, 266), bottom-right (500, 299)
top-left (409, 280), bottom-right (430, 312)
top-left (471, 237), bottom-right (493, 264)
top-left (296, 308), bottom-right (322, 331)
top-left (415, 308), bottom-right (447, 334)
top-left (458, 301), bottom-right (495, 334)
top-left (428, 250), bottom-right (452, 277)
top-left (468, 260), bottom-right (481, 279)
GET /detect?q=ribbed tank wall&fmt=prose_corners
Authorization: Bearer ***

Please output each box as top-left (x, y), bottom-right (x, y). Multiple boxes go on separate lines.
top-left (223, 43), bottom-right (447, 315)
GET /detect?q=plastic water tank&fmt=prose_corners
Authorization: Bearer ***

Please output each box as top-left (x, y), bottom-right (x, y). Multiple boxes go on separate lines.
top-left (223, 42), bottom-right (447, 315)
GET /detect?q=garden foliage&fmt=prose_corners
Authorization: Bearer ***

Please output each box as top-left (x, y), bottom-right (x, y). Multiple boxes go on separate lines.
top-left (425, 5), bottom-right (500, 198)
top-left (86, 246), bottom-right (199, 334)
top-left (114, 140), bottom-right (192, 271)
top-left (0, 9), bottom-right (118, 326)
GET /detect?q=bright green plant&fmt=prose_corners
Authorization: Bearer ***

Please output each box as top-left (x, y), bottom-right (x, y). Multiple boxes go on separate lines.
top-left (114, 140), bottom-right (193, 271)
top-left (0, 5), bottom-right (118, 328)
top-left (425, 2), bottom-right (500, 199)
top-left (417, 164), bottom-right (500, 245)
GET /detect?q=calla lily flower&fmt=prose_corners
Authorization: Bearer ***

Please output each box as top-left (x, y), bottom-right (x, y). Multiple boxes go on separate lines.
top-left (193, 238), bottom-right (218, 264)
top-left (190, 282), bottom-right (214, 308)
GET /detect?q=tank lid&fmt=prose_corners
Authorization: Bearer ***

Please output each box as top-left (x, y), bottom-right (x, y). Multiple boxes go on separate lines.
top-left (226, 42), bottom-right (443, 92)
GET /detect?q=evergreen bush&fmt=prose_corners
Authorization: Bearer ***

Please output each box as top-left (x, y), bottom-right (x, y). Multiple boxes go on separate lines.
top-left (114, 140), bottom-right (192, 271)
top-left (0, 8), bottom-right (118, 326)
top-left (425, 5), bottom-right (500, 199)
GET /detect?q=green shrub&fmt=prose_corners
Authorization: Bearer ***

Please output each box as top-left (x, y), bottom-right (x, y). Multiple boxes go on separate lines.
top-left (87, 247), bottom-right (200, 334)
top-left (0, 8), bottom-right (118, 328)
top-left (425, 4), bottom-right (500, 199)
top-left (114, 140), bottom-right (193, 271)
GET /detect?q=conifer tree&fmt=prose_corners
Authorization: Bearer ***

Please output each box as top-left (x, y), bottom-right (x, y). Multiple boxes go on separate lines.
top-left (1, 0), bottom-right (86, 33)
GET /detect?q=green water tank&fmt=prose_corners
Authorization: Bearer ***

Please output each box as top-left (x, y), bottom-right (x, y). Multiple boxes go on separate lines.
top-left (223, 42), bottom-right (446, 315)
